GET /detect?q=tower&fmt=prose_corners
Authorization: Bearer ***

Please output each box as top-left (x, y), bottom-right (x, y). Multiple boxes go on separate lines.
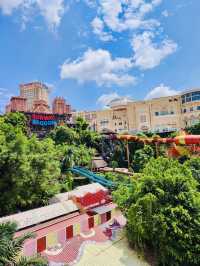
top-left (20, 82), bottom-right (50, 112)
top-left (52, 97), bottom-right (71, 115)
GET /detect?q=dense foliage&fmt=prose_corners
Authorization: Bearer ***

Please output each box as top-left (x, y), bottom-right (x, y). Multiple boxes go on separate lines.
top-left (102, 136), bottom-right (161, 172)
top-left (0, 222), bottom-right (47, 266)
top-left (187, 121), bottom-right (200, 134)
top-left (0, 133), bottom-right (61, 215)
top-left (132, 145), bottom-right (155, 172)
top-left (113, 157), bottom-right (200, 266)
top-left (185, 157), bottom-right (200, 185)
top-left (0, 113), bottom-right (95, 216)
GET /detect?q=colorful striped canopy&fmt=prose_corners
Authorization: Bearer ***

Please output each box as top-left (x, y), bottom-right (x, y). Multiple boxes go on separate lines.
top-left (114, 134), bottom-right (200, 145)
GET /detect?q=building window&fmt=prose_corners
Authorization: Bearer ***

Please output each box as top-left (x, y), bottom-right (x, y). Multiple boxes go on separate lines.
top-left (119, 122), bottom-right (122, 126)
top-left (100, 120), bottom-right (109, 128)
top-left (155, 110), bottom-right (174, 116)
top-left (190, 107), bottom-right (194, 112)
top-left (66, 225), bottom-right (73, 239)
top-left (197, 106), bottom-right (200, 110)
top-left (88, 217), bottom-right (94, 229)
top-left (181, 91), bottom-right (200, 103)
top-left (106, 211), bottom-right (111, 221)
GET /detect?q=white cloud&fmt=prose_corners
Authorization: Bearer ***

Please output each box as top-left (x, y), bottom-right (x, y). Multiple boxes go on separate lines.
top-left (91, 17), bottom-right (113, 41)
top-left (36, 0), bottom-right (65, 30)
top-left (145, 84), bottom-right (179, 100)
top-left (84, 0), bottom-right (97, 8)
top-left (0, 0), bottom-right (66, 30)
top-left (60, 48), bottom-right (136, 86)
top-left (91, 0), bottom-right (162, 38)
top-left (162, 10), bottom-right (169, 17)
top-left (132, 31), bottom-right (177, 70)
top-left (0, 0), bottom-right (24, 15)
top-left (88, 0), bottom-right (178, 70)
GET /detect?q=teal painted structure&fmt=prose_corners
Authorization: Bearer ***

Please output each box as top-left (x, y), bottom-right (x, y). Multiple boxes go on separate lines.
top-left (69, 167), bottom-right (115, 188)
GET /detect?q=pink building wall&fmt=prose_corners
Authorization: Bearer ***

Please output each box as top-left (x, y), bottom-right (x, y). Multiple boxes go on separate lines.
top-left (22, 207), bottom-right (116, 256)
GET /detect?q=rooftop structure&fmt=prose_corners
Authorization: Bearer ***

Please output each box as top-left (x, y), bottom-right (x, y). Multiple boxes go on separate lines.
top-left (10, 96), bottom-right (27, 112)
top-left (32, 99), bottom-right (51, 113)
top-left (52, 97), bottom-right (71, 115)
top-left (0, 200), bottom-right (78, 231)
top-left (108, 96), bottom-right (133, 108)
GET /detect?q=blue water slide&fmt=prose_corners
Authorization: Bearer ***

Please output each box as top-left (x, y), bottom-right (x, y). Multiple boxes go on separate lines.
top-left (69, 166), bottom-right (115, 188)
top-left (73, 167), bottom-right (114, 186)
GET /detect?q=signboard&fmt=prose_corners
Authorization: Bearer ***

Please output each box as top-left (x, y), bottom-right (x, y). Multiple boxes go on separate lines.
top-left (31, 114), bottom-right (57, 127)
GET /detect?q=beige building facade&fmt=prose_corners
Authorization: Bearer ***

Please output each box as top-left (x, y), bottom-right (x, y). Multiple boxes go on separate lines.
top-left (20, 82), bottom-right (50, 111)
top-left (73, 88), bottom-right (200, 134)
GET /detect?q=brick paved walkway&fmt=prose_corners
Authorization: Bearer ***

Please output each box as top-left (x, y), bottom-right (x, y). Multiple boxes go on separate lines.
top-left (45, 226), bottom-right (109, 265)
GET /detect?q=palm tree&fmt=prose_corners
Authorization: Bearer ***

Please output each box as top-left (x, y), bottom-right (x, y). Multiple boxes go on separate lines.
top-left (0, 222), bottom-right (48, 266)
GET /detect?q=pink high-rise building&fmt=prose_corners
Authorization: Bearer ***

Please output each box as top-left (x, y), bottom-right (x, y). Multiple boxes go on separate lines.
top-left (10, 96), bottom-right (27, 112)
top-left (52, 97), bottom-right (71, 115)
top-left (20, 82), bottom-right (50, 112)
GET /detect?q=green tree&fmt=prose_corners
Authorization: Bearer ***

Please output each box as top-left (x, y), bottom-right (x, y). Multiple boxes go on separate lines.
top-left (0, 112), bottom-right (27, 142)
top-left (187, 121), bottom-right (200, 135)
top-left (74, 117), bottom-right (89, 133)
top-left (48, 122), bottom-right (101, 150)
top-left (0, 222), bottom-right (47, 266)
top-left (111, 160), bottom-right (118, 171)
top-left (4, 112), bottom-right (27, 134)
top-left (48, 125), bottom-right (77, 145)
top-left (0, 114), bottom-right (96, 216)
top-left (132, 145), bottom-right (155, 172)
top-left (0, 133), bottom-right (61, 216)
top-left (112, 182), bottom-right (136, 214)
top-left (125, 157), bottom-right (200, 266)
top-left (185, 157), bottom-right (200, 185)
top-left (78, 130), bottom-right (101, 149)
top-left (61, 144), bottom-right (94, 170)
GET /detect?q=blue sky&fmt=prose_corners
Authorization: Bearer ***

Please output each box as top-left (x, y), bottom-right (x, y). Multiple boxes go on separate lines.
top-left (0, 0), bottom-right (199, 112)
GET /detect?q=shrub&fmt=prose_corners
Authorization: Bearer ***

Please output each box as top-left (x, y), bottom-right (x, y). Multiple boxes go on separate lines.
top-left (124, 157), bottom-right (200, 266)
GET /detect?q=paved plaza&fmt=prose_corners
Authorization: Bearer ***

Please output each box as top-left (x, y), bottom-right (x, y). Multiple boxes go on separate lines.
top-left (75, 233), bottom-right (150, 266)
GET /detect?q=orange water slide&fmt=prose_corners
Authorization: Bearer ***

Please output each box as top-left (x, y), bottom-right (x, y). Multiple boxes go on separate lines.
top-left (116, 134), bottom-right (200, 145)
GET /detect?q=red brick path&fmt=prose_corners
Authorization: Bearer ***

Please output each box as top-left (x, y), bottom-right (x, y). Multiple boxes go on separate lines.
top-left (45, 227), bottom-right (109, 264)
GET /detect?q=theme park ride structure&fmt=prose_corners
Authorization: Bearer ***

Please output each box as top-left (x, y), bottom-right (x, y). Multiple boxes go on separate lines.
top-left (69, 134), bottom-right (200, 188)
top-left (112, 133), bottom-right (200, 167)
top-left (69, 167), bottom-right (115, 188)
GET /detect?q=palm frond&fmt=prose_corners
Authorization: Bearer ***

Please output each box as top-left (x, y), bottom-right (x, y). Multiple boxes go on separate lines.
top-left (0, 222), bottom-right (17, 240)
top-left (17, 255), bottom-right (48, 266)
